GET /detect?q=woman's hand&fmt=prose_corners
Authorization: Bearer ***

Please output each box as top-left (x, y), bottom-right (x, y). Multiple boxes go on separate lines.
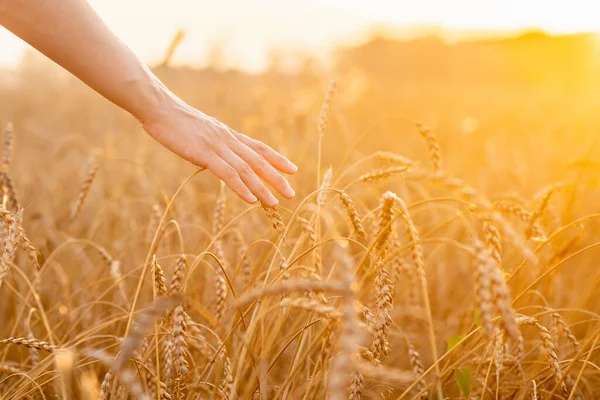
top-left (141, 99), bottom-right (297, 206)
top-left (0, 0), bottom-right (297, 206)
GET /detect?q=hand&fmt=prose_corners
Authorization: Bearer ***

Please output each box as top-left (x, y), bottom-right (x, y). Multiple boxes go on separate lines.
top-left (141, 98), bottom-right (297, 206)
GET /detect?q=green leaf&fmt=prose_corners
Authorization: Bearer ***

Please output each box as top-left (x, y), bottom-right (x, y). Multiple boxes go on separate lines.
top-left (474, 308), bottom-right (482, 328)
top-left (447, 334), bottom-right (465, 351)
top-left (454, 368), bottom-right (472, 397)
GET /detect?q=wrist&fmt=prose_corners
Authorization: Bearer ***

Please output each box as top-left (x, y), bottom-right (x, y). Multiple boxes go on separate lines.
top-left (129, 74), bottom-right (179, 125)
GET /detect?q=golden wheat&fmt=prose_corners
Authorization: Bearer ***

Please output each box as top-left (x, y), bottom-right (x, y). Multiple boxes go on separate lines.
top-left (1, 56), bottom-right (599, 400)
top-left (70, 150), bottom-right (100, 221)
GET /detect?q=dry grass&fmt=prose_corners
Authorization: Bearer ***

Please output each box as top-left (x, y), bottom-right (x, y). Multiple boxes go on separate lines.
top-left (0, 47), bottom-right (599, 400)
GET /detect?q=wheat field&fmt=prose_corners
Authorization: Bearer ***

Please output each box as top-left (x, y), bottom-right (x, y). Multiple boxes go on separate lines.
top-left (1, 35), bottom-right (600, 399)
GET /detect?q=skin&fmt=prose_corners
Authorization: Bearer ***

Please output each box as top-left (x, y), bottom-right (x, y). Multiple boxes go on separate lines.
top-left (0, 0), bottom-right (297, 206)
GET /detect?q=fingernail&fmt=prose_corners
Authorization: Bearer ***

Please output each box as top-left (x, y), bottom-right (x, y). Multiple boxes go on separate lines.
top-left (248, 194), bottom-right (258, 203)
top-left (288, 162), bottom-right (298, 173)
top-left (267, 193), bottom-right (279, 206)
top-left (284, 186), bottom-right (295, 198)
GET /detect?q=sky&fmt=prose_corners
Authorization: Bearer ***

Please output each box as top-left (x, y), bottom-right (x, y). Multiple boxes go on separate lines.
top-left (1, 0), bottom-right (600, 71)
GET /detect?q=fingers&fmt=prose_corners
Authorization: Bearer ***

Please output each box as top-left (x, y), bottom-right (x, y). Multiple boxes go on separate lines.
top-left (236, 133), bottom-right (298, 174)
top-left (207, 156), bottom-right (258, 204)
top-left (218, 148), bottom-right (279, 206)
top-left (229, 139), bottom-right (295, 200)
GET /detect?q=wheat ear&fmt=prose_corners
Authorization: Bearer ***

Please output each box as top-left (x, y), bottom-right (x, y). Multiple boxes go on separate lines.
top-left (0, 208), bottom-right (21, 287)
top-left (518, 317), bottom-right (568, 396)
top-left (260, 203), bottom-right (286, 240)
top-left (338, 191), bottom-right (368, 239)
top-left (70, 150), bottom-right (100, 221)
top-left (173, 305), bottom-right (189, 398)
top-left (416, 121), bottom-right (442, 172)
top-left (0, 337), bottom-right (58, 352)
top-left (152, 255), bottom-right (168, 298)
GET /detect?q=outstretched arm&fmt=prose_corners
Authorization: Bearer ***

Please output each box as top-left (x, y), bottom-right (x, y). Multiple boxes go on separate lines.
top-left (0, 0), bottom-right (296, 206)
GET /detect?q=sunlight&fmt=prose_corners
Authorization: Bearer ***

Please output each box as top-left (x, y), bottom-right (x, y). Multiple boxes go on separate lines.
top-left (2, 0), bottom-right (600, 70)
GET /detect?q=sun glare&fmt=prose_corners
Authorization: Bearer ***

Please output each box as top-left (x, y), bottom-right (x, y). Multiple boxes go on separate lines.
top-left (2, 0), bottom-right (600, 70)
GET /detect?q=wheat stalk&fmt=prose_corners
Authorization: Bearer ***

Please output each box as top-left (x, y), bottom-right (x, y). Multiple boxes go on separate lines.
top-left (374, 191), bottom-right (396, 257)
top-left (162, 325), bottom-right (174, 384)
top-left (215, 334), bottom-right (235, 399)
top-left (152, 255), bottom-right (168, 298)
top-left (70, 150), bottom-right (99, 221)
top-left (480, 212), bottom-right (502, 266)
top-left (356, 166), bottom-right (409, 184)
top-left (549, 311), bottom-right (581, 353)
top-left (527, 184), bottom-right (556, 237)
top-left (407, 337), bottom-right (427, 398)
top-left (488, 256), bottom-right (520, 344)
top-left (234, 280), bottom-right (346, 310)
top-left (318, 79), bottom-right (338, 138)
top-left (170, 254), bottom-right (187, 296)
top-left (338, 191), bottom-right (368, 239)
top-left (317, 166), bottom-right (333, 207)
top-left (0, 337), bottom-right (58, 352)
top-left (0, 208), bottom-right (21, 287)
top-left (26, 308), bottom-right (39, 367)
top-left (416, 121), bottom-right (442, 172)
top-left (370, 260), bottom-right (393, 360)
top-left (279, 297), bottom-right (340, 318)
top-left (395, 196), bottom-right (442, 389)
top-left (327, 245), bottom-right (361, 400)
top-left (348, 372), bottom-right (364, 400)
top-left (494, 328), bottom-right (505, 387)
top-left (109, 259), bottom-right (128, 305)
top-left (316, 78), bottom-right (338, 206)
top-left (518, 317), bottom-right (568, 396)
top-left (214, 263), bottom-right (227, 321)
top-left (98, 370), bottom-right (112, 400)
top-left (493, 200), bottom-right (545, 240)
top-left (173, 305), bottom-right (189, 398)
top-left (213, 181), bottom-right (226, 236)
top-left (375, 151), bottom-right (417, 168)
top-left (297, 216), bottom-right (322, 276)
top-left (116, 296), bottom-right (178, 371)
top-left (234, 230), bottom-right (251, 288)
top-left (472, 241), bottom-right (495, 338)
top-left (261, 203), bottom-right (285, 240)
top-left (146, 203), bottom-right (162, 243)
top-left (391, 237), bottom-right (418, 306)
top-left (2, 123), bottom-right (13, 169)
top-left (0, 207), bottom-right (40, 270)
top-left (0, 171), bottom-right (20, 210)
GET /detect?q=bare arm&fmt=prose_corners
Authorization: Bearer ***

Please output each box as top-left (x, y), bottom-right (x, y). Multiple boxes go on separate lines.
top-left (0, 0), bottom-right (296, 206)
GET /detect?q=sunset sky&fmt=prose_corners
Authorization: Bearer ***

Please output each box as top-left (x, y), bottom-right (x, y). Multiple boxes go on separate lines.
top-left (1, 0), bottom-right (600, 71)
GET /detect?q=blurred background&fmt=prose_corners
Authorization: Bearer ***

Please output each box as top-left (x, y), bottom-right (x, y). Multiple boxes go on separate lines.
top-left (3, 0), bottom-right (600, 70)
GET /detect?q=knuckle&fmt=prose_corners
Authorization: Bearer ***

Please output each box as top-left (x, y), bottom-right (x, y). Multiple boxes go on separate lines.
top-left (210, 129), bottom-right (225, 142)
top-left (184, 147), bottom-right (206, 166)
top-left (224, 165), bottom-right (238, 180)
top-left (255, 141), bottom-right (270, 153)
top-left (258, 186), bottom-right (271, 198)
top-left (254, 154), bottom-right (269, 170)
top-left (203, 135), bottom-right (219, 151)
top-left (275, 174), bottom-right (288, 188)
top-left (238, 162), bottom-right (254, 177)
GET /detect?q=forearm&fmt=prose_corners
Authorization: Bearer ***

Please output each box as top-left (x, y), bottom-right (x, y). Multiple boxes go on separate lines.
top-left (0, 0), bottom-right (172, 122)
